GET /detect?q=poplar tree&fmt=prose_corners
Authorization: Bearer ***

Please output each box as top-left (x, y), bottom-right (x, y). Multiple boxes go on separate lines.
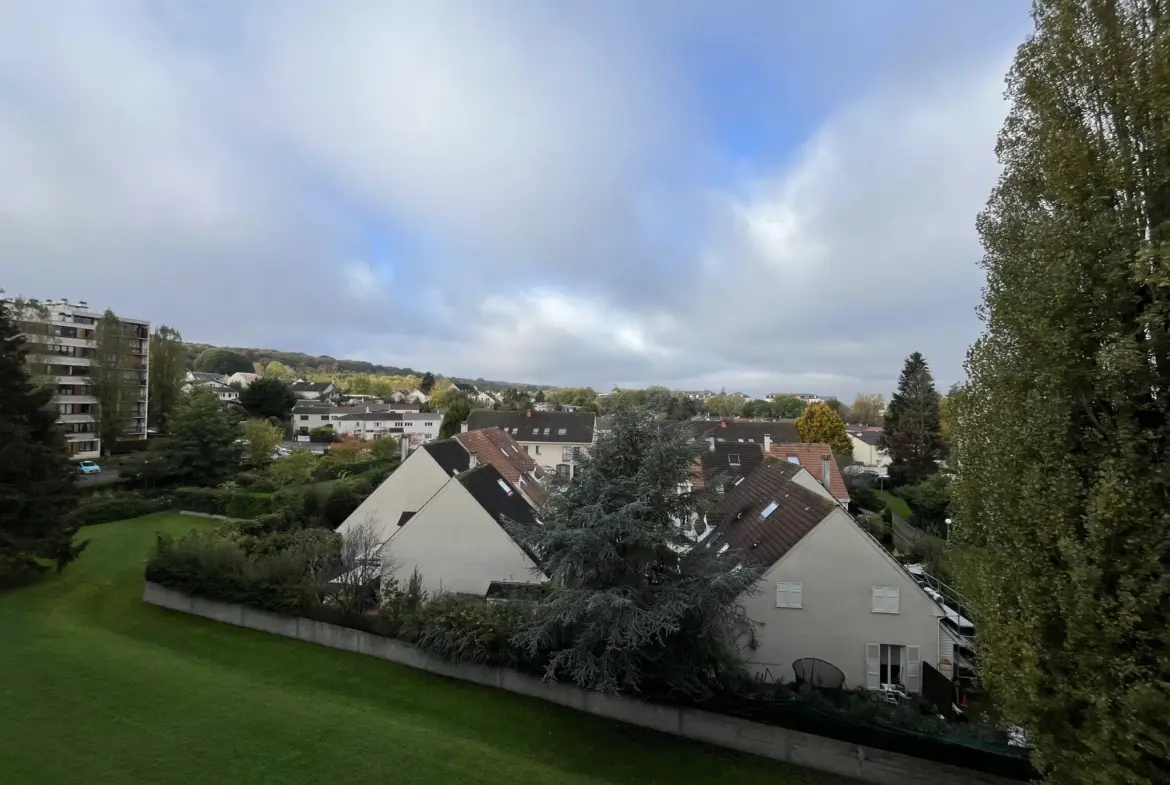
top-left (148, 325), bottom-right (185, 433)
top-left (953, 2), bottom-right (1170, 781)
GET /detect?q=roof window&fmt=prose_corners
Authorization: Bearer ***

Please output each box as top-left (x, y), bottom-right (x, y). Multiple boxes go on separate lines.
top-left (496, 479), bottom-right (513, 496)
top-left (760, 501), bottom-right (778, 519)
top-left (557, 428), bottom-right (567, 435)
top-left (532, 428), bottom-right (539, 435)
top-left (728, 454), bottom-right (740, 466)
top-left (543, 428), bottom-right (550, 435)
top-left (787, 455), bottom-right (800, 464)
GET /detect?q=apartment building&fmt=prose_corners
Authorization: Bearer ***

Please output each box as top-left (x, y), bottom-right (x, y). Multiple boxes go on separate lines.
top-left (8, 297), bottom-right (150, 459)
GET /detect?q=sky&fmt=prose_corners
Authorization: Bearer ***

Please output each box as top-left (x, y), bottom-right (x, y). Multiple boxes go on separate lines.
top-left (0, 0), bottom-right (1032, 399)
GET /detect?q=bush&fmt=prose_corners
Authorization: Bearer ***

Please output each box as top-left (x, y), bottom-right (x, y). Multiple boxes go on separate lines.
top-left (880, 507), bottom-right (892, 523)
top-left (323, 483), bottom-right (361, 529)
top-left (414, 594), bottom-right (536, 669)
top-left (109, 439), bottom-right (153, 456)
top-left (234, 471), bottom-right (277, 492)
top-left (145, 531), bottom-right (326, 615)
top-left (66, 491), bottom-right (172, 526)
top-left (225, 491), bottom-right (274, 520)
top-left (849, 486), bottom-right (885, 512)
top-left (173, 487), bottom-right (228, 515)
top-left (309, 426), bottom-right (337, 443)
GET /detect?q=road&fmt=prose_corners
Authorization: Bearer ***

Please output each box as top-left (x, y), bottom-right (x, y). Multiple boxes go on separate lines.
top-left (78, 470), bottom-right (122, 488)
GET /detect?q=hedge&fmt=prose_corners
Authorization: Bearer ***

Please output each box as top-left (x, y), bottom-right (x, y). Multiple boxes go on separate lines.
top-left (225, 491), bottom-right (274, 520)
top-left (67, 491), bottom-right (172, 526)
top-left (173, 487), bottom-right (228, 515)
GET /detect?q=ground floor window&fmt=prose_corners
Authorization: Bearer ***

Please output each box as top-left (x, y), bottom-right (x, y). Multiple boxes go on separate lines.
top-left (556, 464), bottom-right (570, 476)
top-left (866, 643), bottom-right (921, 692)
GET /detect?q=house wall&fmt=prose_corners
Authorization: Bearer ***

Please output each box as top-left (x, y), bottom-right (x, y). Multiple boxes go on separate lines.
top-left (519, 440), bottom-right (590, 478)
top-left (336, 451), bottom-right (449, 544)
top-left (790, 467), bottom-right (836, 502)
top-left (851, 436), bottom-right (891, 468)
top-left (383, 480), bottom-right (545, 596)
top-left (741, 508), bottom-right (942, 690)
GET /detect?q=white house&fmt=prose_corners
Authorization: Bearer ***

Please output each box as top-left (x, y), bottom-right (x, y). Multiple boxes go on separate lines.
top-left (849, 429), bottom-right (890, 468)
top-left (381, 463), bottom-right (545, 597)
top-left (182, 371), bottom-right (225, 391)
top-left (225, 371), bottom-right (259, 388)
top-left (182, 375), bottom-right (239, 403)
top-left (463, 409), bottom-right (595, 479)
top-left (290, 380), bottom-right (341, 402)
top-left (703, 458), bottom-right (945, 693)
top-left (333, 410), bottom-right (442, 443)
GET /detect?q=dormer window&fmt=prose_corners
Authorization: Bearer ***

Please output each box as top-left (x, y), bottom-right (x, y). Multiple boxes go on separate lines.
top-left (787, 455), bottom-right (800, 464)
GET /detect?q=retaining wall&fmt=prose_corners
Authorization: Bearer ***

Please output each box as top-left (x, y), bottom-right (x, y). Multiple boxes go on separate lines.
top-left (141, 582), bottom-right (1018, 785)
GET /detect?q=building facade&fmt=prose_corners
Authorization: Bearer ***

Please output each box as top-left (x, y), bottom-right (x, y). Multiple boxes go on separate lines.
top-left (8, 297), bottom-right (149, 459)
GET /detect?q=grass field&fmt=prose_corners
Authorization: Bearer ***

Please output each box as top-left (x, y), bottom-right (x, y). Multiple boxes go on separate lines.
top-left (877, 490), bottom-right (913, 520)
top-left (0, 513), bottom-right (852, 785)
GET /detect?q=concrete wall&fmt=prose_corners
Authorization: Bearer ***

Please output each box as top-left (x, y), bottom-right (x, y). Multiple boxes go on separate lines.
top-left (384, 479), bottom-right (545, 596)
top-left (743, 508), bottom-right (942, 689)
top-left (141, 582), bottom-right (1020, 785)
top-left (335, 449), bottom-right (448, 543)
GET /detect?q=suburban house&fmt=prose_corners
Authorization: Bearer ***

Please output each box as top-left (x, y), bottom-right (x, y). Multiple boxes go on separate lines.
top-left (290, 380), bottom-right (341, 402)
top-left (849, 428), bottom-right (890, 468)
top-left (691, 439), bottom-right (769, 491)
top-left (463, 409), bottom-right (596, 478)
top-left (207, 381), bottom-right (241, 403)
top-left (332, 410), bottom-right (443, 443)
top-left (182, 370), bottom-right (224, 391)
top-left (225, 371), bottom-right (259, 388)
top-left (767, 443), bottom-right (851, 506)
top-left (336, 430), bottom-right (547, 597)
top-left (450, 381), bottom-right (499, 407)
top-left (387, 388), bottom-right (431, 405)
top-left (684, 417), bottom-right (801, 445)
top-left (183, 375), bottom-right (239, 403)
top-left (701, 458), bottom-right (944, 692)
top-left (292, 402), bottom-right (427, 437)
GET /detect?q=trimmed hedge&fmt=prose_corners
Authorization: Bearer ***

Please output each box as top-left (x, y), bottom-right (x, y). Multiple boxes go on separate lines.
top-left (225, 491), bottom-right (274, 520)
top-left (66, 491), bottom-right (172, 526)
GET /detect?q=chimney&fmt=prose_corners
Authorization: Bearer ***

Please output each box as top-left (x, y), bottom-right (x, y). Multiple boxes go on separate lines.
top-left (708, 436), bottom-right (715, 452)
top-left (526, 409), bottom-right (533, 418)
top-left (821, 456), bottom-right (831, 489)
top-left (764, 433), bottom-right (772, 453)
top-left (719, 418), bottom-right (727, 428)
top-left (460, 421), bottom-right (469, 432)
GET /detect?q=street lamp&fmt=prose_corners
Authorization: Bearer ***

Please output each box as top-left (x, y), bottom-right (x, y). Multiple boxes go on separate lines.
top-left (945, 518), bottom-right (953, 540)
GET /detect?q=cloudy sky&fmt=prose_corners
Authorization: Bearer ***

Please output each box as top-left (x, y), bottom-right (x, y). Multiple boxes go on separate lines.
top-left (0, 1), bottom-right (1030, 398)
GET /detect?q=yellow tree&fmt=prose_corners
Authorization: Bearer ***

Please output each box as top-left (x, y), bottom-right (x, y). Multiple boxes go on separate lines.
top-left (795, 402), bottom-right (851, 454)
top-left (242, 418), bottom-right (282, 468)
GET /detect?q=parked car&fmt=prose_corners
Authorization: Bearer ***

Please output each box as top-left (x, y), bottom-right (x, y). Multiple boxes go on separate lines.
top-left (76, 460), bottom-right (102, 475)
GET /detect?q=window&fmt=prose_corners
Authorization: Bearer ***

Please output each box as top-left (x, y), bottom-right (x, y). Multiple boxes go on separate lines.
top-left (727, 453), bottom-right (740, 466)
top-left (760, 501), bottom-right (778, 519)
top-left (865, 644), bottom-right (920, 692)
top-left (543, 427), bottom-right (550, 435)
top-left (557, 428), bottom-right (567, 435)
top-left (321, 415), bottom-right (330, 421)
top-left (872, 586), bottom-right (900, 614)
top-left (532, 428), bottom-right (539, 435)
top-left (556, 464), bottom-right (570, 476)
top-left (496, 479), bottom-right (513, 496)
top-left (562, 446), bottom-right (574, 462)
top-left (299, 415), bottom-right (309, 421)
top-left (677, 481), bottom-right (692, 495)
top-left (534, 445), bottom-right (542, 455)
top-left (522, 445), bottom-right (530, 454)
top-left (775, 582), bottom-right (803, 608)
top-left (787, 455), bottom-right (800, 464)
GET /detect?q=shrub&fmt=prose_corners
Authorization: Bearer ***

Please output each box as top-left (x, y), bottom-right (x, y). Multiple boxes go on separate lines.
top-left (234, 471), bottom-right (277, 492)
top-left (323, 483), bottom-right (361, 529)
top-left (66, 491), bottom-right (172, 526)
top-left (414, 594), bottom-right (538, 669)
top-left (145, 531), bottom-right (325, 615)
top-left (880, 507), bottom-right (893, 523)
top-left (849, 486), bottom-right (885, 512)
top-left (309, 426), bottom-right (337, 443)
top-left (225, 491), bottom-right (274, 520)
top-left (173, 487), bottom-right (228, 515)
top-left (380, 567), bottom-right (429, 639)
top-left (109, 439), bottom-right (153, 456)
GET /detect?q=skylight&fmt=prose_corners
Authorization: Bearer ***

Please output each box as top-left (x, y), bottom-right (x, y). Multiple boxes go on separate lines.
top-left (732, 475), bottom-right (745, 486)
top-left (787, 456), bottom-right (800, 464)
top-left (532, 428), bottom-right (539, 434)
top-left (557, 428), bottom-right (567, 435)
top-left (728, 454), bottom-right (740, 466)
top-left (543, 428), bottom-right (550, 435)
top-left (718, 543), bottom-right (730, 555)
top-left (760, 501), bottom-right (779, 519)
top-left (496, 478), bottom-right (513, 496)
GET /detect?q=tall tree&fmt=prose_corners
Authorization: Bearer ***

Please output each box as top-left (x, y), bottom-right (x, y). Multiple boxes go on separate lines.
top-left (418, 371), bottom-right (436, 394)
top-left (794, 402), bottom-right (852, 454)
top-left (238, 378), bottom-right (297, 421)
top-left (242, 419), bottom-right (282, 469)
top-left (849, 393), bottom-right (886, 427)
top-left (953, 3), bottom-right (1170, 781)
top-left (508, 407), bottom-right (760, 699)
top-left (90, 309), bottom-right (137, 455)
top-left (193, 347), bottom-right (252, 375)
top-left (148, 325), bottom-right (185, 433)
top-left (0, 297), bottom-right (85, 581)
top-left (438, 396), bottom-right (471, 439)
top-left (880, 353), bottom-right (944, 486)
top-left (162, 389), bottom-right (242, 486)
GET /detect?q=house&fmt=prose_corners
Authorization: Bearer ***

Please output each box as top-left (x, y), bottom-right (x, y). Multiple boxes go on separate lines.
top-left (292, 402), bottom-right (426, 436)
top-left (767, 443), bottom-right (851, 505)
top-left (450, 381), bottom-right (497, 407)
top-left (182, 370), bottom-right (225, 391)
top-left (684, 417), bottom-right (800, 445)
top-left (382, 463), bottom-right (545, 597)
top-left (331, 409), bottom-right (443, 443)
top-left (692, 438), bottom-right (769, 491)
top-left (182, 374), bottom-right (239, 403)
top-left (290, 380), bottom-right (341, 403)
top-left (702, 458), bottom-right (944, 692)
top-left (463, 409), bottom-right (595, 479)
top-left (455, 427), bottom-right (547, 507)
top-left (208, 381), bottom-right (241, 404)
top-left (225, 371), bottom-right (259, 388)
top-left (849, 428), bottom-right (890, 468)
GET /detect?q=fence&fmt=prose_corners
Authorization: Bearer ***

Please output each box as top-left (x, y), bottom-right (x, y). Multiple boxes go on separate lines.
top-left (142, 582), bottom-right (1027, 785)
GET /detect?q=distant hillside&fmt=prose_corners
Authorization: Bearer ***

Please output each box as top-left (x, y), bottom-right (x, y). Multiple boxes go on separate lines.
top-left (181, 342), bottom-right (555, 393)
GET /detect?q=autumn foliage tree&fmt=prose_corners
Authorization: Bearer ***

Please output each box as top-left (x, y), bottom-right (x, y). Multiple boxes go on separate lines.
top-left (952, 2), bottom-right (1170, 781)
top-left (794, 402), bottom-right (851, 454)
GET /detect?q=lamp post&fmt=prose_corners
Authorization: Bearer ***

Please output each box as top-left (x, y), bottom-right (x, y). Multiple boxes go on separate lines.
top-left (945, 517), bottom-right (953, 540)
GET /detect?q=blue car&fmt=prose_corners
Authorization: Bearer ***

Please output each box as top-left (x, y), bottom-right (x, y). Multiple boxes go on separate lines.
top-left (77, 460), bottom-right (101, 475)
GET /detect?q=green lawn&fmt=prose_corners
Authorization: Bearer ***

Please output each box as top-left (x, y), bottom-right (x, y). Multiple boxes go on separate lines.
top-left (878, 490), bottom-right (913, 520)
top-left (0, 513), bottom-right (852, 785)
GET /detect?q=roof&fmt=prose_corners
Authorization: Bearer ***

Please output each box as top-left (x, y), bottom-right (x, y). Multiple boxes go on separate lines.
top-left (694, 442), bottom-right (766, 490)
top-left (458, 463), bottom-right (538, 527)
top-left (466, 410), bottom-right (595, 443)
top-left (291, 381), bottom-right (332, 392)
top-left (336, 412), bottom-right (403, 421)
top-left (187, 371), bottom-right (223, 382)
top-left (850, 430), bottom-right (883, 447)
top-left (450, 381), bottom-right (479, 394)
top-left (705, 459), bottom-right (837, 569)
top-left (456, 427), bottom-right (547, 503)
top-left (422, 438), bottom-right (472, 476)
top-left (768, 443), bottom-right (850, 502)
top-left (683, 418), bottom-right (800, 445)
top-left (485, 581), bottom-right (547, 601)
top-left (399, 411), bottom-right (442, 420)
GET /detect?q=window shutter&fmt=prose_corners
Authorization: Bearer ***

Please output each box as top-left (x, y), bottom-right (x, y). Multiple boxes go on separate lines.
top-left (871, 586), bottom-right (883, 612)
top-left (789, 582), bottom-right (803, 609)
top-left (865, 643), bottom-right (880, 690)
top-left (775, 582), bottom-right (789, 608)
top-left (888, 587), bottom-right (900, 614)
top-left (905, 646), bottom-right (921, 693)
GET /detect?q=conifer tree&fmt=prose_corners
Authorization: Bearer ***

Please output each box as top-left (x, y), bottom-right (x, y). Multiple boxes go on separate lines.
top-left (880, 352), bottom-right (944, 486)
top-left (0, 296), bottom-right (84, 581)
top-left (953, 2), bottom-right (1170, 780)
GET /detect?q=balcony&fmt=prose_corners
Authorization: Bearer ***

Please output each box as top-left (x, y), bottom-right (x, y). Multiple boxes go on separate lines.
top-left (65, 430), bottom-right (97, 441)
top-left (58, 414), bottom-right (96, 425)
top-left (52, 375), bottom-right (91, 386)
top-left (56, 394), bottom-right (98, 405)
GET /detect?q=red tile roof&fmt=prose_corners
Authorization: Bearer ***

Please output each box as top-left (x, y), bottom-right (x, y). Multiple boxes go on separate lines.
top-left (768, 443), bottom-right (850, 503)
top-left (456, 427), bottom-right (547, 504)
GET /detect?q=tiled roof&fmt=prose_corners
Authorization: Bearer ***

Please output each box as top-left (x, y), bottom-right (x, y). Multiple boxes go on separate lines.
top-left (291, 381), bottom-right (331, 392)
top-left (684, 418), bottom-right (800, 445)
top-left (768, 443), bottom-right (850, 502)
top-left (456, 427), bottom-right (546, 504)
top-left (849, 430), bottom-right (883, 447)
top-left (466, 410), bottom-right (595, 443)
top-left (421, 439), bottom-right (472, 477)
top-left (693, 443), bottom-right (766, 490)
top-left (459, 464), bottom-right (538, 529)
top-left (705, 459), bottom-right (837, 569)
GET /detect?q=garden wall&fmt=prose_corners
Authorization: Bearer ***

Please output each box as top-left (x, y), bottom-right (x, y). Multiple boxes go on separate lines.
top-left (143, 581), bottom-right (1019, 785)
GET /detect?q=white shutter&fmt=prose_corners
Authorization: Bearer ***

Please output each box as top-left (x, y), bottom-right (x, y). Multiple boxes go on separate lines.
top-left (775, 582), bottom-right (789, 607)
top-left (865, 643), bottom-right (881, 690)
top-left (888, 587), bottom-right (900, 614)
top-left (871, 586), bottom-right (884, 612)
top-left (789, 582), bottom-right (803, 608)
top-left (905, 646), bottom-right (921, 693)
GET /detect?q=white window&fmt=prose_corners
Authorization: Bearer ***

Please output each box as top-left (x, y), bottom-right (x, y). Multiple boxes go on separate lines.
top-left (534, 445), bottom-right (541, 455)
top-left (727, 453), bottom-right (740, 466)
top-left (871, 586), bottom-right (900, 614)
top-left (562, 446), bottom-right (574, 462)
top-left (775, 581), bottom-right (803, 608)
top-left (760, 501), bottom-right (778, 519)
top-left (865, 643), bottom-right (920, 693)
top-left (677, 481), bottom-right (692, 495)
